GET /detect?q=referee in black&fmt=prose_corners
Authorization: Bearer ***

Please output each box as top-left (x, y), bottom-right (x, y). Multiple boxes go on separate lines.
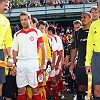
top-left (70, 12), bottom-right (92, 100)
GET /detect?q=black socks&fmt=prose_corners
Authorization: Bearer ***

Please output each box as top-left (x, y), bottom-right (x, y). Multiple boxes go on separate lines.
top-left (0, 95), bottom-right (3, 100)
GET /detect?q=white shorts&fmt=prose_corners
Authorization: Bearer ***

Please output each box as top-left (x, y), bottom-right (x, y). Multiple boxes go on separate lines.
top-left (55, 68), bottom-right (62, 75)
top-left (16, 59), bottom-right (40, 88)
top-left (55, 68), bottom-right (60, 75)
top-left (50, 68), bottom-right (56, 78)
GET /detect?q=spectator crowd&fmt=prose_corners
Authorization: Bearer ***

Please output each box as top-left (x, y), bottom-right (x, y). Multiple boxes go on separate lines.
top-left (9, 0), bottom-right (97, 9)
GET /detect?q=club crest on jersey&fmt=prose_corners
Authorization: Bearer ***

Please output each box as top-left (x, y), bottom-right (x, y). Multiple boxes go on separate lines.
top-left (29, 36), bottom-right (34, 41)
top-left (38, 73), bottom-right (44, 83)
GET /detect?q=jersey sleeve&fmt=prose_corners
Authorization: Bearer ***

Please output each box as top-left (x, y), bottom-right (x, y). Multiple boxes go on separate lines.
top-left (12, 34), bottom-right (19, 51)
top-left (85, 24), bottom-right (94, 66)
top-left (4, 21), bottom-right (12, 48)
top-left (57, 36), bottom-right (63, 51)
top-left (37, 29), bottom-right (44, 44)
top-left (52, 38), bottom-right (58, 52)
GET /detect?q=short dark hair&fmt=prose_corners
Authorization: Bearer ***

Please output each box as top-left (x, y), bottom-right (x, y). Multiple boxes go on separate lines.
top-left (81, 12), bottom-right (92, 18)
top-left (20, 11), bottom-right (31, 19)
top-left (73, 20), bottom-right (82, 26)
top-left (38, 20), bottom-right (45, 27)
top-left (31, 17), bottom-right (38, 27)
top-left (31, 17), bottom-right (38, 24)
top-left (48, 25), bottom-right (56, 34)
top-left (44, 21), bottom-right (48, 27)
top-left (90, 6), bottom-right (98, 13)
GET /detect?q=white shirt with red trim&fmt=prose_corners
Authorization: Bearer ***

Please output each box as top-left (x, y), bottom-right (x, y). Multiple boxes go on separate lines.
top-left (54, 35), bottom-right (63, 51)
top-left (13, 28), bottom-right (44, 60)
top-left (48, 35), bottom-right (57, 52)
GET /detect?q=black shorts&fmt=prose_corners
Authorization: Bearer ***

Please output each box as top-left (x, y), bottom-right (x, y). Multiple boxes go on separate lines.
top-left (2, 75), bottom-right (18, 98)
top-left (0, 50), bottom-right (5, 84)
top-left (76, 66), bottom-right (87, 85)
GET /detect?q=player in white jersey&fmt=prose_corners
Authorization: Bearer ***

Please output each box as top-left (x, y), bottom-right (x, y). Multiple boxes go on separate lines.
top-left (47, 28), bottom-right (58, 100)
top-left (12, 11), bottom-right (45, 100)
top-left (47, 25), bottom-right (64, 100)
top-left (49, 28), bottom-right (65, 99)
top-left (53, 34), bottom-right (65, 99)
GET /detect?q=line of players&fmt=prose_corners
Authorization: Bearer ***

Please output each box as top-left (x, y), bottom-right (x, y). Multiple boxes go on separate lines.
top-left (2, 5), bottom-right (100, 100)
top-left (3, 12), bottom-right (65, 100)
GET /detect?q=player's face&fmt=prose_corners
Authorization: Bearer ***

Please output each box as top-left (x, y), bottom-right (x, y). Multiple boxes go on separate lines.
top-left (74, 23), bottom-right (81, 31)
top-left (91, 9), bottom-right (99, 21)
top-left (0, 0), bottom-right (10, 14)
top-left (20, 15), bottom-right (31, 29)
top-left (81, 14), bottom-right (91, 26)
top-left (47, 30), bottom-right (52, 36)
top-left (38, 24), bottom-right (45, 33)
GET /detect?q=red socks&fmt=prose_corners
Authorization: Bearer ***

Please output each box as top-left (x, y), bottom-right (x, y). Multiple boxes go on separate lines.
top-left (33, 92), bottom-right (46, 100)
top-left (17, 93), bottom-right (26, 100)
top-left (52, 84), bottom-right (59, 100)
top-left (59, 79), bottom-right (64, 94)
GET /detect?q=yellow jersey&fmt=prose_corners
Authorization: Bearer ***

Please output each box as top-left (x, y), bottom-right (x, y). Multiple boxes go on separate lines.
top-left (85, 19), bottom-right (100, 66)
top-left (38, 33), bottom-right (51, 66)
top-left (0, 14), bottom-right (12, 49)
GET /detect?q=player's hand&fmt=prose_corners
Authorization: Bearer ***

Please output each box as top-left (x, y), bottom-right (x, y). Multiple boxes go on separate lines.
top-left (55, 65), bottom-right (58, 70)
top-left (61, 60), bottom-right (65, 66)
top-left (40, 65), bottom-right (45, 73)
top-left (85, 66), bottom-right (92, 74)
top-left (7, 57), bottom-right (14, 67)
top-left (70, 62), bottom-right (75, 71)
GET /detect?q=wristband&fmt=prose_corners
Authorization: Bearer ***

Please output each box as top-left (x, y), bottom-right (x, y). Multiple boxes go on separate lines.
top-left (7, 55), bottom-right (13, 59)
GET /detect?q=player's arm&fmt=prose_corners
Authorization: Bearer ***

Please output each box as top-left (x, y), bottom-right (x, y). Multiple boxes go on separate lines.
top-left (6, 47), bottom-right (14, 66)
top-left (37, 30), bottom-right (46, 70)
top-left (6, 48), bottom-right (12, 57)
top-left (12, 50), bottom-right (18, 64)
top-left (52, 50), bottom-right (57, 69)
top-left (71, 49), bottom-right (77, 63)
top-left (12, 34), bottom-right (19, 65)
top-left (85, 24), bottom-right (94, 74)
top-left (70, 31), bottom-right (78, 70)
top-left (55, 50), bottom-right (63, 69)
top-left (4, 21), bottom-right (13, 66)
top-left (55, 37), bottom-right (63, 68)
top-left (40, 42), bottom-right (45, 69)
top-left (51, 39), bottom-right (58, 69)
top-left (61, 49), bottom-right (65, 65)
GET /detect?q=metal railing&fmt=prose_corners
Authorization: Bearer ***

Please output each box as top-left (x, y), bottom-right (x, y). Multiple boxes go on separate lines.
top-left (5, 3), bottom-right (97, 17)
